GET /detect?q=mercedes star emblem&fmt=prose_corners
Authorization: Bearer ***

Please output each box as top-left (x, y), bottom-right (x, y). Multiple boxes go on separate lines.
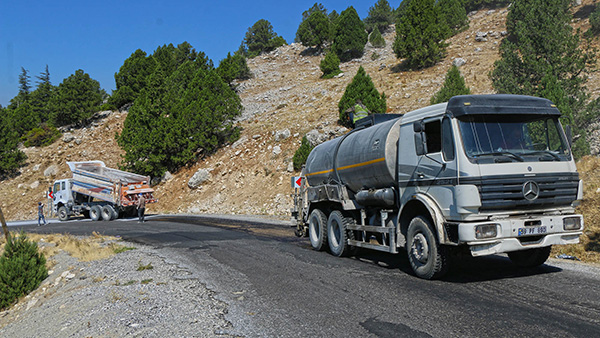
top-left (522, 181), bottom-right (540, 201)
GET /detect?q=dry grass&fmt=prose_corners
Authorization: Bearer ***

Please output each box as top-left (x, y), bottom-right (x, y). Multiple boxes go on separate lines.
top-left (0, 231), bottom-right (133, 263)
top-left (552, 156), bottom-right (600, 264)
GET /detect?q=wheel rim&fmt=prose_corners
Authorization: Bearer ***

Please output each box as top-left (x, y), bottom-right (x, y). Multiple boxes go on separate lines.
top-left (309, 216), bottom-right (320, 243)
top-left (411, 233), bottom-right (429, 264)
top-left (59, 209), bottom-right (66, 219)
top-left (330, 220), bottom-right (341, 247)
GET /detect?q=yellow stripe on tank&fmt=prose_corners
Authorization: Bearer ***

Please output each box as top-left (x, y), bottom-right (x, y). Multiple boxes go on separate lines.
top-left (305, 157), bottom-right (386, 177)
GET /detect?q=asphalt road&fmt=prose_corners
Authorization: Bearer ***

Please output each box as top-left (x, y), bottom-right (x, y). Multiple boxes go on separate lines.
top-left (14, 214), bottom-right (600, 337)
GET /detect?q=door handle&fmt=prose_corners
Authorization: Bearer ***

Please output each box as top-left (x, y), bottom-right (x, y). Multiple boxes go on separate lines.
top-left (417, 172), bottom-right (425, 179)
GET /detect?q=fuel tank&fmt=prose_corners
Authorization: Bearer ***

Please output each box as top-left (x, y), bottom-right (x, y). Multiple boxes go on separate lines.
top-left (304, 117), bottom-right (402, 192)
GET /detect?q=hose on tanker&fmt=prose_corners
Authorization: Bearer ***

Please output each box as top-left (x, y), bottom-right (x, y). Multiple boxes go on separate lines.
top-left (330, 126), bottom-right (365, 193)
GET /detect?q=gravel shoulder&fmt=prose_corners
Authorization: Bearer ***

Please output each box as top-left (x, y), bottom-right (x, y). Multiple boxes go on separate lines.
top-left (0, 240), bottom-right (236, 337)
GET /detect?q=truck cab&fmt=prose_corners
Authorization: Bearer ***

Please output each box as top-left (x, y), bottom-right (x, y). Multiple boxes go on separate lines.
top-left (51, 179), bottom-right (75, 220)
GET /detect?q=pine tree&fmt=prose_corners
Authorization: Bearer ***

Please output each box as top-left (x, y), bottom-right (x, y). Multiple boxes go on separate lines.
top-left (0, 233), bottom-right (47, 310)
top-left (110, 49), bottom-right (157, 108)
top-left (18, 67), bottom-right (31, 95)
top-left (490, 0), bottom-right (596, 158)
top-left (217, 52), bottom-right (251, 85)
top-left (437, 0), bottom-right (469, 36)
top-left (319, 51), bottom-right (342, 78)
top-left (332, 6), bottom-right (368, 62)
top-left (588, 5), bottom-right (600, 36)
top-left (296, 6), bottom-right (331, 51)
top-left (369, 27), bottom-right (386, 48)
top-left (293, 135), bottom-right (314, 170)
top-left (49, 69), bottom-right (106, 126)
top-left (430, 65), bottom-right (471, 104)
top-left (244, 19), bottom-right (286, 58)
top-left (338, 66), bottom-right (387, 126)
top-left (393, 0), bottom-right (447, 69)
top-left (364, 0), bottom-right (394, 33)
top-left (30, 65), bottom-right (54, 124)
top-left (0, 108), bottom-right (26, 178)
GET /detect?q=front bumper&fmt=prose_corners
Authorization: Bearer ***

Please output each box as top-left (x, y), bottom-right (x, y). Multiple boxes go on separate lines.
top-left (456, 214), bottom-right (583, 257)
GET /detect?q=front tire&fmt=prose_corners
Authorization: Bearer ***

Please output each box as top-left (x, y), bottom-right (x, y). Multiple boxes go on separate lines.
top-left (407, 216), bottom-right (448, 280)
top-left (90, 205), bottom-right (102, 221)
top-left (508, 246), bottom-right (551, 268)
top-left (308, 209), bottom-right (328, 251)
top-left (57, 206), bottom-right (69, 221)
top-left (327, 210), bottom-right (354, 257)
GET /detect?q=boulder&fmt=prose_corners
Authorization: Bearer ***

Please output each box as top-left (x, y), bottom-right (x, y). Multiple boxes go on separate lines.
top-left (44, 165), bottom-right (58, 177)
top-left (275, 129), bottom-right (291, 142)
top-left (188, 169), bottom-right (212, 189)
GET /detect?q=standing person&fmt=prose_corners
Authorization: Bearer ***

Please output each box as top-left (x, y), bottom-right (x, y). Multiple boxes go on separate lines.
top-left (37, 202), bottom-right (47, 226)
top-left (136, 193), bottom-right (146, 223)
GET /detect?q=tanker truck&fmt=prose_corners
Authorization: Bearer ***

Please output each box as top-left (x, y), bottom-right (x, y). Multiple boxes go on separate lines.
top-left (291, 94), bottom-right (584, 279)
top-left (50, 161), bottom-right (157, 221)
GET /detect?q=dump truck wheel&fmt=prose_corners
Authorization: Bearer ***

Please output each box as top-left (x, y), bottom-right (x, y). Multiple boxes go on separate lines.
top-left (90, 205), bottom-right (102, 221)
top-left (407, 216), bottom-right (448, 280)
top-left (508, 246), bottom-right (551, 268)
top-left (101, 205), bottom-right (116, 221)
top-left (57, 206), bottom-right (69, 222)
top-left (327, 210), bottom-right (353, 257)
top-left (308, 209), bottom-right (328, 251)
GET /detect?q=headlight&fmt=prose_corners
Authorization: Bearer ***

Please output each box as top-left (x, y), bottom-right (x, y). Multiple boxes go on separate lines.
top-left (563, 217), bottom-right (581, 231)
top-left (475, 224), bottom-right (498, 239)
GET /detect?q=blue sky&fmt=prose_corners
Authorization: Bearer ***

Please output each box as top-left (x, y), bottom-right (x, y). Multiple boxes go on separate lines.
top-left (0, 0), bottom-right (399, 107)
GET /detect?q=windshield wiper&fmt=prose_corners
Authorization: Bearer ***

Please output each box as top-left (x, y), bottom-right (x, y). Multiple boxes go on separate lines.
top-left (522, 150), bottom-right (561, 161)
top-left (473, 151), bottom-right (524, 162)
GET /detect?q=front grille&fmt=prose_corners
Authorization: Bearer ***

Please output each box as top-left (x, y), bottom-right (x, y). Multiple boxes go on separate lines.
top-left (461, 173), bottom-right (579, 212)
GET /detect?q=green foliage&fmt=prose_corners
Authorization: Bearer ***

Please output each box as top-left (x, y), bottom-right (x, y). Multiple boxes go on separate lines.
top-left (490, 0), bottom-right (595, 158)
top-left (430, 65), bottom-right (471, 104)
top-left (18, 67), bottom-right (31, 96)
top-left (0, 108), bottom-right (27, 178)
top-left (332, 6), bottom-right (368, 62)
top-left (29, 66), bottom-right (54, 125)
top-left (293, 135), bottom-right (314, 170)
top-left (437, 0), bottom-right (469, 35)
top-left (110, 49), bottom-right (157, 108)
top-left (21, 124), bottom-right (61, 147)
top-left (588, 5), bottom-right (600, 36)
top-left (364, 0), bottom-right (394, 33)
top-left (6, 102), bottom-right (40, 137)
top-left (393, 0), bottom-right (448, 69)
top-left (244, 19), bottom-right (286, 58)
top-left (0, 233), bottom-right (48, 310)
top-left (49, 69), bottom-right (106, 126)
top-left (296, 6), bottom-right (331, 50)
top-left (369, 27), bottom-right (386, 48)
top-left (338, 66), bottom-right (387, 126)
top-left (319, 51), bottom-right (342, 79)
top-left (217, 52), bottom-right (252, 85)
top-left (117, 44), bottom-right (243, 178)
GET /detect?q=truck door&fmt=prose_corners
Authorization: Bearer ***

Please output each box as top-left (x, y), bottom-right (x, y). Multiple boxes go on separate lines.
top-left (53, 180), bottom-right (73, 206)
top-left (411, 116), bottom-right (458, 215)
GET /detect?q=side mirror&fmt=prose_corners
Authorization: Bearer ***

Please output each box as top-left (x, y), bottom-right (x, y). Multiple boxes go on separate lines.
top-left (565, 125), bottom-right (573, 149)
top-left (413, 121), bottom-right (423, 133)
top-left (415, 133), bottom-right (426, 156)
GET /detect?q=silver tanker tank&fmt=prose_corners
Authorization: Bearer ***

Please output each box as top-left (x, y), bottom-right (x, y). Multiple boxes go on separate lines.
top-left (304, 117), bottom-right (402, 193)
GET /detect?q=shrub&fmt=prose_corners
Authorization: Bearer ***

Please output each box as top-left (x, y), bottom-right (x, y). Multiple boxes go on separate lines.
top-left (0, 233), bottom-right (48, 310)
top-left (588, 5), bottom-right (600, 36)
top-left (320, 52), bottom-right (342, 79)
top-left (21, 124), bottom-right (61, 147)
top-left (430, 65), bottom-right (471, 104)
top-left (369, 27), bottom-right (386, 48)
top-left (331, 6), bottom-right (368, 62)
top-left (293, 135), bottom-right (314, 170)
top-left (338, 66), bottom-right (387, 127)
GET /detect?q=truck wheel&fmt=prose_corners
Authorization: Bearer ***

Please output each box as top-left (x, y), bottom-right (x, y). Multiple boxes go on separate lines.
top-left (57, 206), bottom-right (69, 221)
top-left (327, 210), bottom-right (354, 257)
top-left (508, 246), bottom-right (552, 268)
top-left (308, 209), bottom-right (328, 251)
top-left (407, 216), bottom-right (448, 280)
top-left (90, 205), bottom-right (102, 221)
top-left (101, 205), bottom-right (116, 221)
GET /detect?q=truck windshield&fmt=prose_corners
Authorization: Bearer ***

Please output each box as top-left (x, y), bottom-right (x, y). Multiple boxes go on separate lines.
top-left (458, 115), bottom-right (570, 163)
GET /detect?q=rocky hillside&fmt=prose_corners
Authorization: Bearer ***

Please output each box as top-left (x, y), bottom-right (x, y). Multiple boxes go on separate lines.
top-left (1, 2), bottom-right (599, 223)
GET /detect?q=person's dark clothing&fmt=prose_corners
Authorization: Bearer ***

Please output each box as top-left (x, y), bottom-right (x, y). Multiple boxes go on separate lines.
top-left (137, 195), bottom-right (146, 223)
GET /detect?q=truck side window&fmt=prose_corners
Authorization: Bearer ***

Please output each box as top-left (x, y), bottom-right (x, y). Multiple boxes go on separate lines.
top-left (442, 117), bottom-right (455, 161)
top-left (424, 120), bottom-right (442, 154)
top-left (54, 182), bottom-right (60, 193)
top-left (61, 182), bottom-right (65, 191)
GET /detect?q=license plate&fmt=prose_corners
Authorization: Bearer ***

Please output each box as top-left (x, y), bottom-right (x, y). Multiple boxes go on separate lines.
top-left (518, 226), bottom-right (547, 236)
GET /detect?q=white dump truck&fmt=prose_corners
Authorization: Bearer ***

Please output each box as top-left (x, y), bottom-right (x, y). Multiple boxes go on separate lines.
top-left (51, 161), bottom-right (157, 221)
top-left (291, 94), bottom-right (584, 279)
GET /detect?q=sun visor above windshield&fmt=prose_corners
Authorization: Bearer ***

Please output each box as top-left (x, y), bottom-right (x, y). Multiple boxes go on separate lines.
top-left (446, 94), bottom-right (561, 117)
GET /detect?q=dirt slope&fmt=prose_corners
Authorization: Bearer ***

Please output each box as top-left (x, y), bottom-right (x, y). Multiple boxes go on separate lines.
top-left (1, 3), bottom-right (599, 227)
